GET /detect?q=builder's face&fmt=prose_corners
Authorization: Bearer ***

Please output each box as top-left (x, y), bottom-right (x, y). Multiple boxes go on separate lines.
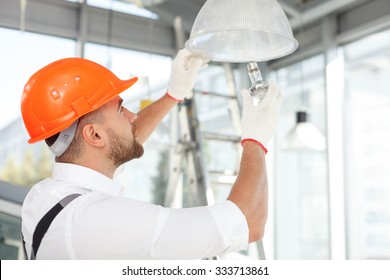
top-left (104, 96), bottom-right (144, 167)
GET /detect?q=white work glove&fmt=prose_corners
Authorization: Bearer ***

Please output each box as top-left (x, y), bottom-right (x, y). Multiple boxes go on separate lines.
top-left (241, 81), bottom-right (283, 153)
top-left (167, 48), bottom-right (208, 101)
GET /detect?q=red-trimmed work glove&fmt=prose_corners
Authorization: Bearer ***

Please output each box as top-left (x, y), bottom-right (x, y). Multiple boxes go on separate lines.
top-left (166, 48), bottom-right (208, 102)
top-left (240, 81), bottom-right (283, 153)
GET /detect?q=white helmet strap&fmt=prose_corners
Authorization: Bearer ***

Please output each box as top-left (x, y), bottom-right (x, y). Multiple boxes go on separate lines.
top-left (48, 120), bottom-right (79, 157)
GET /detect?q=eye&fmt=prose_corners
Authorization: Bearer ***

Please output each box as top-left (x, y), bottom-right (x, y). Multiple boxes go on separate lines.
top-left (120, 106), bottom-right (125, 113)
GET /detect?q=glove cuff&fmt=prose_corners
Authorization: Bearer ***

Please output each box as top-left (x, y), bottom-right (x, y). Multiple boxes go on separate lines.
top-left (166, 92), bottom-right (184, 103)
top-left (240, 138), bottom-right (268, 154)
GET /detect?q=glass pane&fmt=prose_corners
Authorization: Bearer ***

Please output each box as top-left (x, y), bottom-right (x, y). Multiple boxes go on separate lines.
top-left (0, 212), bottom-right (23, 259)
top-left (344, 28), bottom-right (390, 259)
top-left (87, 0), bottom-right (159, 19)
top-left (0, 28), bottom-right (76, 188)
top-left (0, 27), bottom-right (76, 260)
top-left (272, 55), bottom-right (330, 259)
top-left (194, 64), bottom-right (241, 204)
top-left (0, 27), bottom-right (76, 131)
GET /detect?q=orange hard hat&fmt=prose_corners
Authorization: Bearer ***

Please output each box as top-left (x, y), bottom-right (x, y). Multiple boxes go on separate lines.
top-left (21, 57), bottom-right (138, 143)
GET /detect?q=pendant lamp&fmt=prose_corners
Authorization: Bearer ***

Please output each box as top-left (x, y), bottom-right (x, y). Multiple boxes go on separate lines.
top-left (282, 111), bottom-right (326, 151)
top-left (282, 55), bottom-right (326, 152)
top-left (185, 0), bottom-right (298, 63)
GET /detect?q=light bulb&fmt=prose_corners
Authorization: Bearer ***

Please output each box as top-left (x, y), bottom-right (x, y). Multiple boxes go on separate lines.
top-left (247, 62), bottom-right (269, 105)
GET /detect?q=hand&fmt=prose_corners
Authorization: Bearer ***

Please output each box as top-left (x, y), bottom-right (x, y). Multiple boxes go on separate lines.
top-left (167, 48), bottom-right (208, 101)
top-left (241, 81), bottom-right (283, 149)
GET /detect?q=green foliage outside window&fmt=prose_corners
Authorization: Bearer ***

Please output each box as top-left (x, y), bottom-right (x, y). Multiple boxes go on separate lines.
top-left (0, 146), bottom-right (53, 188)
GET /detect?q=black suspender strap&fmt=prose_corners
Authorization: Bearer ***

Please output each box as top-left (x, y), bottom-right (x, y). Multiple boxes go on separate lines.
top-left (27, 193), bottom-right (82, 260)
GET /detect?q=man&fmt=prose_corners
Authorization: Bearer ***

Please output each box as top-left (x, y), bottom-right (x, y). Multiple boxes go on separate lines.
top-left (20, 49), bottom-right (282, 259)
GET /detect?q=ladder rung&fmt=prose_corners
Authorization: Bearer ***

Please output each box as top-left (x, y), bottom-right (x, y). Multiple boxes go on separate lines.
top-left (194, 90), bottom-right (237, 99)
top-left (202, 132), bottom-right (241, 142)
top-left (209, 170), bottom-right (237, 176)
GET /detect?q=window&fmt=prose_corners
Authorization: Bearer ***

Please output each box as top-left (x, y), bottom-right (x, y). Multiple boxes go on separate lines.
top-left (0, 28), bottom-right (76, 259)
top-left (344, 28), bottom-right (390, 259)
top-left (272, 55), bottom-right (329, 259)
top-left (0, 28), bottom-right (75, 187)
top-left (194, 64), bottom-right (241, 204)
top-left (0, 28), bottom-right (76, 132)
top-left (87, 0), bottom-right (159, 19)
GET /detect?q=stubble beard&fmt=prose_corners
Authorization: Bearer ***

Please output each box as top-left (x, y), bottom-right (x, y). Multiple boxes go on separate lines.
top-left (106, 128), bottom-right (144, 168)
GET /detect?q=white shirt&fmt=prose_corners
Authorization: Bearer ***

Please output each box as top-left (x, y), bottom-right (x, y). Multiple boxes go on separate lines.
top-left (21, 163), bottom-right (248, 259)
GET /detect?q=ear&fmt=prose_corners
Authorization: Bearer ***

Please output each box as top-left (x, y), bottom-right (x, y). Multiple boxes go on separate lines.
top-left (82, 124), bottom-right (105, 148)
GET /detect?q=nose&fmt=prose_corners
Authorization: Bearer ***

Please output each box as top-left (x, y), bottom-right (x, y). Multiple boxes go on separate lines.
top-left (125, 109), bottom-right (137, 124)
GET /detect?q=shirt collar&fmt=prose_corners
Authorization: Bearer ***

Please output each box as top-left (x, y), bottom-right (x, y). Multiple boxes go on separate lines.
top-left (52, 162), bottom-right (122, 196)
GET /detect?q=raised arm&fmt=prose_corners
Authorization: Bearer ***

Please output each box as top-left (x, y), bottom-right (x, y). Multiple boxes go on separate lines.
top-left (228, 82), bottom-right (282, 242)
top-left (135, 49), bottom-right (208, 144)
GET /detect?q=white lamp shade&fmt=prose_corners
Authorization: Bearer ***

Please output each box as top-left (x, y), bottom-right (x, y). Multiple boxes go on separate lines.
top-left (185, 0), bottom-right (298, 62)
top-left (282, 122), bottom-right (326, 151)
top-left (282, 111), bottom-right (326, 151)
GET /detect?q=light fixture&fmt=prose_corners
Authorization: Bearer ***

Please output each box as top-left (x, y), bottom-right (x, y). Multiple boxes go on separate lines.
top-left (20, 0), bottom-right (27, 31)
top-left (282, 51), bottom-right (327, 152)
top-left (122, 0), bottom-right (166, 8)
top-left (185, 0), bottom-right (298, 63)
top-left (282, 111), bottom-right (326, 151)
top-left (185, 0), bottom-right (298, 102)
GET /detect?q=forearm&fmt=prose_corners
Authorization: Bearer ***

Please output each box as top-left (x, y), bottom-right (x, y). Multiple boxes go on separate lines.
top-left (227, 141), bottom-right (268, 243)
top-left (135, 93), bottom-right (178, 144)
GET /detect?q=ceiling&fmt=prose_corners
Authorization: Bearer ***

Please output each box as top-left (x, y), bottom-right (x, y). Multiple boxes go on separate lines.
top-left (121, 0), bottom-right (371, 33)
